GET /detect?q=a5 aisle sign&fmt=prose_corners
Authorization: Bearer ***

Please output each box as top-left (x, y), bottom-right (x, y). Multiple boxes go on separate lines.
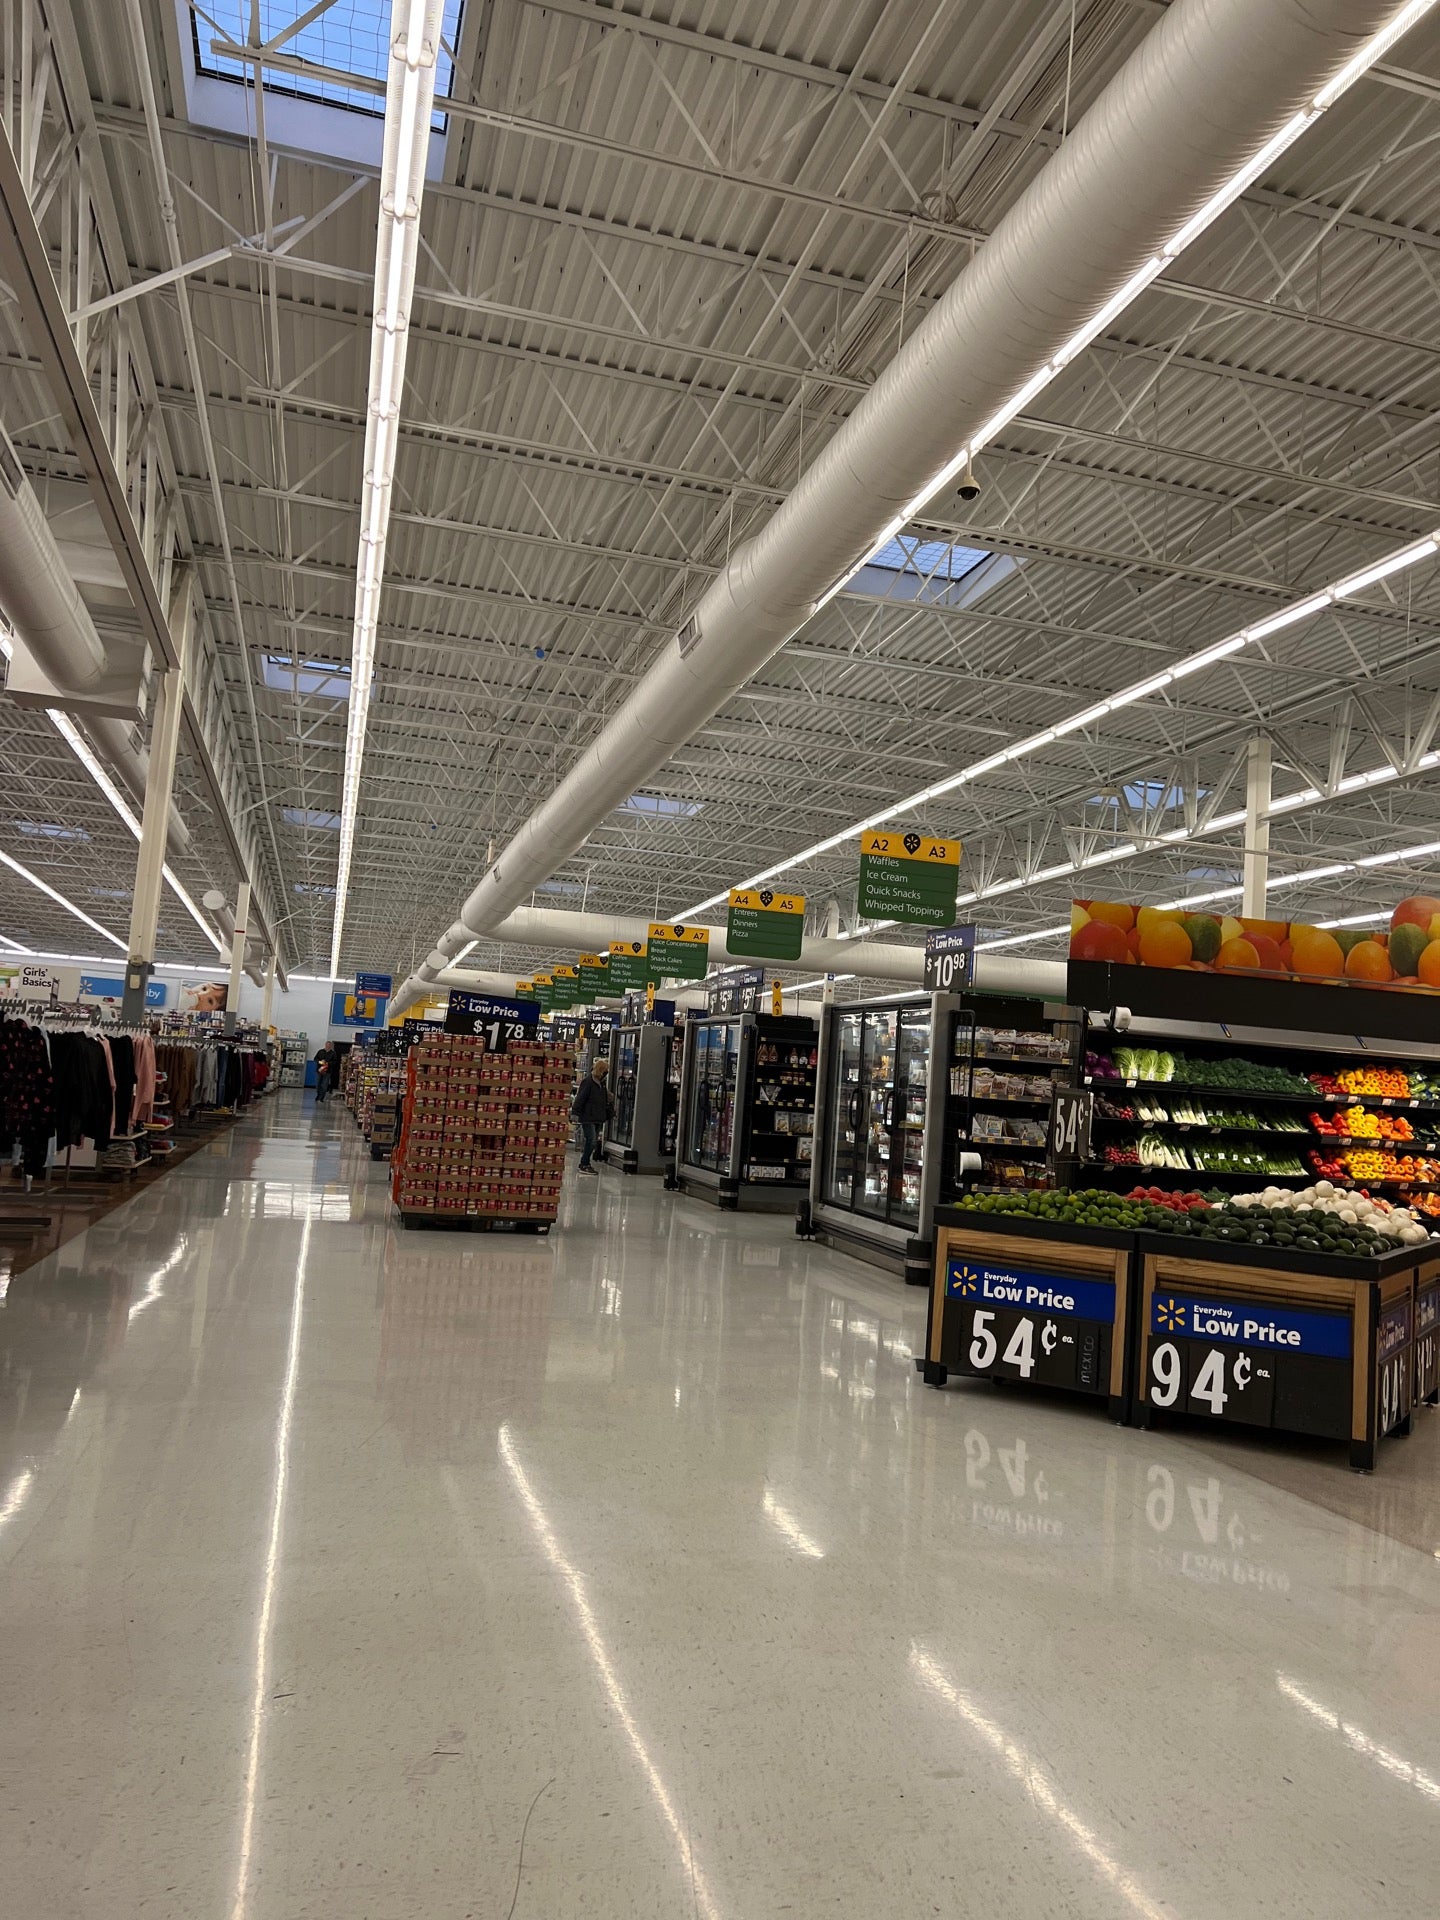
top-left (946, 1259), bottom-right (1114, 1396)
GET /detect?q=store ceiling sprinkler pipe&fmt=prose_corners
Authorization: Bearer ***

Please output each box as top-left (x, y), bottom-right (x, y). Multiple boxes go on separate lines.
top-left (388, 0), bottom-right (1406, 1020)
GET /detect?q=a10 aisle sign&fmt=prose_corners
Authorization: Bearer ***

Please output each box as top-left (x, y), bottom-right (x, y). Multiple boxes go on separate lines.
top-left (647, 921), bottom-right (710, 980)
top-left (946, 1258), bottom-right (1114, 1396)
top-left (726, 888), bottom-right (805, 961)
top-left (577, 952), bottom-right (613, 1001)
top-left (857, 829), bottom-right (962, 926)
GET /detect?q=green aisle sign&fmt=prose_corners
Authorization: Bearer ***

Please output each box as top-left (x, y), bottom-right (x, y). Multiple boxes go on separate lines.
top-left (551, 964), bottom-right (579, 1008)
top-left (726, 887), bottom-right (805, 961)
top-left (578, 952), bottom-right (614, 1001)
top-left (607, 939), bottom-right (654, 994)
top-left (516, 980), bottom-right (537, 1002)
top-left (857, 829), bottom-right (962, 926)
top-left (532, 972), bottom-right (554, 1013)
top-left (647, 921), bottom-right (710, 981)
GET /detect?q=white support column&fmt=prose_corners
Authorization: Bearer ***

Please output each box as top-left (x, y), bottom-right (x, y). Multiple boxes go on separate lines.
top-left (1242, 733), bottom-right (1272, 920)
top-left (122, 571), bottom-right (193, 1020)
top-left (225, 880), bottom-right (251, 1032)
top-left (260, 949), bottom-right (277, 1031)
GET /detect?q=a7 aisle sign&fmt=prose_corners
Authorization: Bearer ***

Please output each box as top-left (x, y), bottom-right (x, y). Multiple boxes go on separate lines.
top-left (647, 921), bottom-right (710, 981)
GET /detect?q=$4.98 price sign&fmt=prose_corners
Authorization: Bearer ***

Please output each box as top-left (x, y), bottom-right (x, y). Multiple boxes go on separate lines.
top-left (946, 1260), bottom-right (1114, 1397)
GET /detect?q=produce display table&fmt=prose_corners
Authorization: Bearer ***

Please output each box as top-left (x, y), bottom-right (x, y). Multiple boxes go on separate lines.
top-left (1134, 1234), bottom-right (1417, 1471)
top-left (923, 1206), bottom-right (1134, 1423)
top-left (922, 1198), bottom-right (1436, 1468)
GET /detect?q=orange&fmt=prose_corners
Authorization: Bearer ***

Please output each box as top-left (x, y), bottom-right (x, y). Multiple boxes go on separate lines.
top-left (1419, 939), bottom-right (1440, 990)
top-left (1246, 933), bottom-right (1286, 972)
top-left (1239, 917), bottom-right (1290, 945)
top-left (1216, 936), bottom-right (1259, 970)
top-left (1290, 926), bottom-right (1345, 978)
top-left (1138, 918), bottom-right (1193, 968)
top-left (1345, 940), bottom-right (1393, 983)
top-left (1072, 919), bottom-right (1129, 964)
top-left (1087, 901), bottom-right (1136, 932)
top-left (1136, 905), bottom-right (1184, 936)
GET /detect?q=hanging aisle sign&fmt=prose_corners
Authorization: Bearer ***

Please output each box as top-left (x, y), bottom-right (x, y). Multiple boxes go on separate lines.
top-left (726, 887), bottom-right (805, 961)
top-left (515, 980), bottom-right (537, 1002)
top-left (647, 921), bottom-right (710, 980)
top-left (607, 939), bottom-right (653, 993)
top-left (532, 972), bottom-right (555, 1013)
top-left (577, 952), bottom-right (614, 1001)
top-left (551, 964), bottom-right (580, 1008)
top-left (857, 829), bottom-right (962, 926)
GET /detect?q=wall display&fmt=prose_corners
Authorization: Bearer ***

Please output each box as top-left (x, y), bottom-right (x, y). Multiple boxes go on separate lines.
top-left (726, 887), bottom-right (805, 961)
top-left (355, 971), bottom-right (393, 998)
top-left (856, 829), bottom-right (962, 926)
top-left (607, 939), bottom-right (654, 993)
top-left (332, 990), bottom-right (388, 1028)
top-left (443, 990), bottom-right (541, 1048)
top-left (647, 921), bottom-right (710, 981)
top-left (923, 924), bottom-right (975, 993)
top-left (1071, 896), bottom-right (1440, 994)
top-left (577, 953), bottom-right (614, 1001)
top-left (78, 974), bottom-right (167, 1008)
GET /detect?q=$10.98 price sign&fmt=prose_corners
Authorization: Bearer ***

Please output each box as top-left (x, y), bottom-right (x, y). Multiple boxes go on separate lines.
top-left (945, 1259), bottom-right (1115, 1396)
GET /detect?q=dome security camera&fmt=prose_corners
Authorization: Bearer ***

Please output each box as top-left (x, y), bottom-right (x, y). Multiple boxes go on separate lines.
top-left (956, 454), bottom-right (980, 503)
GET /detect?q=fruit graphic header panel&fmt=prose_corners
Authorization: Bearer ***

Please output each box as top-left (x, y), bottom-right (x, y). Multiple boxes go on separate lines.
top-left (1069, 897), bottom-right (1440, 995)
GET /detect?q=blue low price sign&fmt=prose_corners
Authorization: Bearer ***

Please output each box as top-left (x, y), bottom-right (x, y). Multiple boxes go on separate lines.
top-left (354, 971), bottom-right (392, 998)
top-left (945, 1258), bottom-right (1114, 1396)
top-left (443, 990), bottom-right (541, 1048)
top-left (923, 924), bottom-right (975, 993)
top-left (1146, 1289), bottom-right (1352, 1433)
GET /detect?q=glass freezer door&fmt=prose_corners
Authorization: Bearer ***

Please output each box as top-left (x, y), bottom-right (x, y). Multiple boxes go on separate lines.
top-left (888, 1006), bottom-right (931, 1229)
top-left (856, 1008), bottom-right (898, 1218)
top-left (611, 1029), bottom-right (639, 1148)
top-left (824, 1010), bottom-right (864, 1207)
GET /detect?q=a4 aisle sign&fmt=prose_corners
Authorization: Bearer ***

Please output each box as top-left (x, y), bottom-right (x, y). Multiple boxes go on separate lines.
top-left (647, 921), bottom-right (710, 980)
top-left (726, 888), bottom-right (805, 961)
top-left (946, 1258), bottom-right (1114, 1395)
top-left (857, 830), bottom-right (962, 926)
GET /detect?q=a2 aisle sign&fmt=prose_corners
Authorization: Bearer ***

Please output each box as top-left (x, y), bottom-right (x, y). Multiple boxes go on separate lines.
top-left (946, 1258), bottom-right (1115, 1396)
top-left (857, 830), bottom-right (962, 926)
top-left (444, 990), bottom-right (541, 1050)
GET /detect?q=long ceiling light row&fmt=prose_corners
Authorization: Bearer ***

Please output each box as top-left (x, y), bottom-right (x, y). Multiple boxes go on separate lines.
top-left (47, 710), bottom-right (223, 954)
top-left (675, 0), bottom-right (1439, 923)
top-left (682, 525), bottom-right (1440, 920)
top-left (329, 0), bottom-right (446, 982)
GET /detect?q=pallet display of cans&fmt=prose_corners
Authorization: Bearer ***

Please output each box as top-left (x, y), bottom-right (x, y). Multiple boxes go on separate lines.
top-left (390, 1035), bottom-right (573, 1230)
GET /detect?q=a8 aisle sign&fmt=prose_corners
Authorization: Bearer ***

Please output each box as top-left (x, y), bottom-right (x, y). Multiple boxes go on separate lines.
top-left (945, 1259), bottom-right (1115, 1395)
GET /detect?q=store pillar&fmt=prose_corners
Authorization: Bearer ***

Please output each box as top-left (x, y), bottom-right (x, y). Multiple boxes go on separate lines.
top-left (260, 949), bottom-right (277, 1031)
top-left (1242, 734), bottom-right (1272, 919)
top-left (224, 880), bottom-right (251, 1034)
top-left (122, 569), bottom-right (193, 1023)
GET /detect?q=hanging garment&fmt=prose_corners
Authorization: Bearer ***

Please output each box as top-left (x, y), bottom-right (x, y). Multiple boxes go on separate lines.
top-left (131, 1034), bottom-right (156, 1127)
top-left (109, 1035), bottom-right (137, 1141)
top-left (49, 1032), bottom-right (115, 1151)
top-left (0, 1017), bottom-right (55, 1177)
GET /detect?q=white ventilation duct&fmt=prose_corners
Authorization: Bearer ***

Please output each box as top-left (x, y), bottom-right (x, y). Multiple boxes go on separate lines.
top-left (389, 0), bottom-right (1412, 1019)
top-left (84, 716), bottom-right (191, 858)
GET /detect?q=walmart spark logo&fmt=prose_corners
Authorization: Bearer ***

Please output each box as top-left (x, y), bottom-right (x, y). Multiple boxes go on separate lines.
top-left (1156, 1296), bottom-right (1188, 1332)
top-left (955, 1264), bottom-right (981, 1298)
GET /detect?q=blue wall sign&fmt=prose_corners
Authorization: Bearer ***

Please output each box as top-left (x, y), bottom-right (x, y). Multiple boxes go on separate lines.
top-left (332, 990), bottom-right (388, 1028)
top-left (1150, 1292), bottom-right (1351, 1359)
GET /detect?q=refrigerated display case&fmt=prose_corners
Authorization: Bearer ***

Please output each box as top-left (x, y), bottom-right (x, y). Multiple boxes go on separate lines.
top-left (602, 1022), bottom-right (674, 1174)
top-left (677, 1012), bottom-right (817, 1208)
top-left (811, 997), bottom-right (940, 1273)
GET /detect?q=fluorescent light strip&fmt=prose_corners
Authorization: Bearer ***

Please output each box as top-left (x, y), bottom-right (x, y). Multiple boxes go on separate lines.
top-left (47, 710), bottom-right (224, 955)
top-left (329, 1), bottom-right (445, 982)
top-left (0, 846), bottom-right (126, 949)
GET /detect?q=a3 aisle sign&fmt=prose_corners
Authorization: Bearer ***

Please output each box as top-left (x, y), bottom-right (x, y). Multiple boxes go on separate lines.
top-left (726, 888), bottom-right (805, 961)
top-left (647, 922), bottom-right (710, 980)
top-left (857, 830), bottom-right (962, 926)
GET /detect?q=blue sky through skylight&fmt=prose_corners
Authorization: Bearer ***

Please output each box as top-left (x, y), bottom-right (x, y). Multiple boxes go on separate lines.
top-left (195, 1), bottom-right (464, 125)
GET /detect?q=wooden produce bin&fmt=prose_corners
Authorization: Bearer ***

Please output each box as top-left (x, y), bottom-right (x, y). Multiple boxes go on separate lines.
top-left (1135, 1236), bottom-right (1420, 1471)
top-left (1414, 1248), bottom-right (1440, 1409)
top-left (922, 1207), bottom-right (1133, 1423)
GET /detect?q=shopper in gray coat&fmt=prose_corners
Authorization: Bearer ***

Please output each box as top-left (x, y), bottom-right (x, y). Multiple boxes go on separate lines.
top-left (571, 1059), bottom-right (613, 1173)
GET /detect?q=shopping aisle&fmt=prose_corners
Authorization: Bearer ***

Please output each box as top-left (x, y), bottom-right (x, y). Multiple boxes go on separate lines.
top-left (1, 1096), bottom-right (1437, 1919)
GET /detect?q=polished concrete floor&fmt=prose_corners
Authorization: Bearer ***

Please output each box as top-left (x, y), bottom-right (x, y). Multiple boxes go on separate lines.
top-left (2, 1095), bottom-right (1438, 1918)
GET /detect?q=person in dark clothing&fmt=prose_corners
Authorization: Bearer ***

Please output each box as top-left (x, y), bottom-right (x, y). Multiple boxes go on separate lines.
top-left (313, 1043), bottom-right (335, 1104)
top-left (570, 1059), bottom-right (612, 1173)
